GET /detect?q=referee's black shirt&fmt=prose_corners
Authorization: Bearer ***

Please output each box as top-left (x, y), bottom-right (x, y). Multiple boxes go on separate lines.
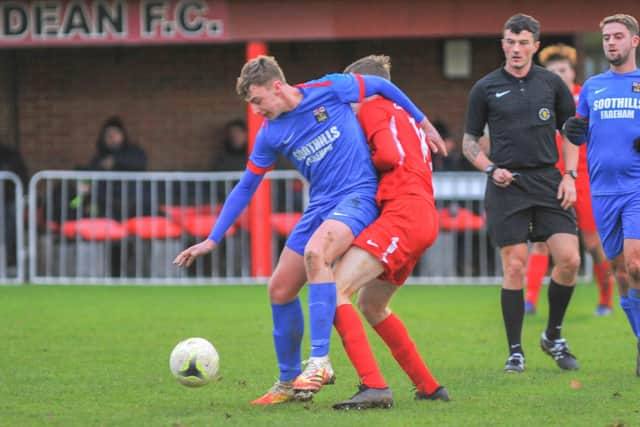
top-left (464, 65), bottom-right (575, 169)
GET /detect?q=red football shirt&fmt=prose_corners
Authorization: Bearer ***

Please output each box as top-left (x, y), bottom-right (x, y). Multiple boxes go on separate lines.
top-left (357, 97), bottom-right (434, 204)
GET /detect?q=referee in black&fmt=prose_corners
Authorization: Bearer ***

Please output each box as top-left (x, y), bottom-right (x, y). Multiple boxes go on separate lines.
top-left (462, 14), bottom-right (581, 372)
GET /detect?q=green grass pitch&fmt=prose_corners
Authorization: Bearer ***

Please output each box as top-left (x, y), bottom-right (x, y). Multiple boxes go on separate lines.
top-left (1, 284), bottom-right (638, 426)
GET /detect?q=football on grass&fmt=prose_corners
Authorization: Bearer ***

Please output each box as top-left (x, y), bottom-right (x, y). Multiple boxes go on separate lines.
top-left (169, 337), bottom-right (220, 387)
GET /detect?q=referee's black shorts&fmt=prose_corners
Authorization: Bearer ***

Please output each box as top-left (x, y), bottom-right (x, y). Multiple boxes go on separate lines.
top-left (485, 166), bottom-right (577, 248)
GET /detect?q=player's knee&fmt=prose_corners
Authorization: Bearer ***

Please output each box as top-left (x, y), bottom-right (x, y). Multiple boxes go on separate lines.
top-left (626, 257), bottom-right (640, 282)
top-left (267, 280), bottom-right (298, 304)
top-left (357, 298), bottom-right (387, 325)
top-left (303, 247), bottom-right (326, 276)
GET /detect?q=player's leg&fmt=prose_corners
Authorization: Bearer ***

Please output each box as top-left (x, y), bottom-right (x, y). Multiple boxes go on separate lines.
top-left (612, 254), bottom-right (636, 336)
top-left (292, 219), bottom-right (353, 393)
top-left (251, 247), bottom-right (307, 405)
top-left (542, 232), bottom-right (580, 370)
top-left (357, 278), bottom-right (450, 402)
top-left (619, 193), bottom-right (640, 375)
top-left (525, 242), bottom-right (550, 315)
top-left (582, 230), bottom-right (615, 315)
top-left (499, 242), bottom-right (529, 372)
top-left (331, 248), bottom-right (393, 410)
top-left (294, 193), bottom-right (378, 394)
top-left (575, 184), bottom-right (615, 316)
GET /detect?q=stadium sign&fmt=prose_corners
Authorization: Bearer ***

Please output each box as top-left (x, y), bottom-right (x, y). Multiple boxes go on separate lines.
top-left (0, 0), bottom-right (228, 47)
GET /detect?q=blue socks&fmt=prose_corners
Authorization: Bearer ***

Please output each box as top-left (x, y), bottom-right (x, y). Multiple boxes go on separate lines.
top-left (620, 296), bottom-right (638, 337)
top-left (308, 282), bottom-right (337, 358)
top-left (627, 289), bottom-right (640, 338)
top-left (272, 298), bottom-right (304, 381)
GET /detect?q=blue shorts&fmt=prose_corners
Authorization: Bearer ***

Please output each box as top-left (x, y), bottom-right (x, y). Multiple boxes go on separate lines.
top-left (285, 192), bottom-right (379, 256)
top-left (592, 191), bottom-right (640, 259)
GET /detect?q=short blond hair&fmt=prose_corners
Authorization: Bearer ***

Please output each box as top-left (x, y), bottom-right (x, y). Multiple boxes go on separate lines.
top-left (538, 44), bottom-right (577, 67)
top-left (344, 55), bottom-right (391, 80)
top-left (600, 13), bottom-right (639, 36)
top-left (236, 55), bottom-right (286, 99)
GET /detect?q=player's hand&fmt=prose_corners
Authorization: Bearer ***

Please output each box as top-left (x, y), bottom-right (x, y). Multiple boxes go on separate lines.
top-left (557, 175), bottom-right (577, 210)
top-left (174, 239), bottom-right (217, 268)
top-left (562, 117), bottom-right (588, 146)
top-left (420, 118), bottom-right (448, 156)
top-left (491, 168), bottom-right (517, 188)
top-left (634, 137), bottom-right (640, 154)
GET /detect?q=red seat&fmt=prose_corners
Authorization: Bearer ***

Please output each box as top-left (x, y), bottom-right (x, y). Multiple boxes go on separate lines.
top-left (61, 218), bottom-right (127, 240)
top-left (161, 205), bottom-right (220, 223)
top-left (124, 217), bottom-right (182, 239)
top-left (439, 208), bottom-right (485, 232)
top-left (181, 214), bottom-right (237, 238)
top-left (271, 212), bottom-right (303, 236)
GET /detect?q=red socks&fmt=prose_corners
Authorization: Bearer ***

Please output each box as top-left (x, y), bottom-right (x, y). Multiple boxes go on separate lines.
top-left (594, 260), bottom-right (614, 307)
top-left (374, 313), bottom-right (440, 395)
top-left (334, 304), bottom-right (387, 389)
top-left (525, 254), bottom-right (549, 305)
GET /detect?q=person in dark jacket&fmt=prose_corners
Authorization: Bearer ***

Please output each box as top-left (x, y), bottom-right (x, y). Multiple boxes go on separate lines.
top-left (89, 116), bottom-right (147, 172)
top-left (87, 116), bottom-right (148, 219)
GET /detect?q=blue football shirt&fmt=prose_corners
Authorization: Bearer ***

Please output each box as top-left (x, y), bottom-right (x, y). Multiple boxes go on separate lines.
top-left (577, 69), bottom-right (640, 196)
top-left (249, 73), bottom-right (378, 205)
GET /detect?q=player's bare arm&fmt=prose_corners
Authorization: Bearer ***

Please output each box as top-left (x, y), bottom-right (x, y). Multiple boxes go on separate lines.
top-left (463, 132), bottom-right (516, 188)
top-left (174, 239), bottom-right (217, 268)
top-left (557, 136), bottom-right (578, 210)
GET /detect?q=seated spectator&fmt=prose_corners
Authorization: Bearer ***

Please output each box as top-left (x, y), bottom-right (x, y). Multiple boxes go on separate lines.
top-left (86, 116), bottom-right (148, 219)
top-left (0, 143), bottom-right (28, 266)
top-left (213, 119), bottom-right (249, 172)
top-left (89, 116), bottom-right (147, 171)
top-left (431, 120), bottom-right (474, 171)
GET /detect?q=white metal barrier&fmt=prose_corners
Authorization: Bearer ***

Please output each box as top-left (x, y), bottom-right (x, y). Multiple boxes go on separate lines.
top-left (28, 170), bottom-right (307, 285)
top-left (0, 171), bottom-right (25, 284)
top-left (26, 170), bottom-right (591, 285)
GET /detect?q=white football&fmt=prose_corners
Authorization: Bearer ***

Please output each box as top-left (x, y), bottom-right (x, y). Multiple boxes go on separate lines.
top-left (169, 337), bottom-right (220, 387)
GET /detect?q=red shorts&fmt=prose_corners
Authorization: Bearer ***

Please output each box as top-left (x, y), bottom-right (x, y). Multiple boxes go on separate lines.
top-left (574, 175), bottom-right (597, 233)
top-left (353, 196), bottom-right (438, 285)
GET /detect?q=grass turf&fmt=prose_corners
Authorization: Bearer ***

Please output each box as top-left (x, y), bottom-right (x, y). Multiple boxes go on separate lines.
top-left (1, 284), bottom-right (638, 426)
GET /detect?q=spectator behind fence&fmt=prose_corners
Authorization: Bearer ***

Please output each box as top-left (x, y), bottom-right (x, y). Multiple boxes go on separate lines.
top-left (213, 119), bottom-right (250, 172)
top-left (0, 143), bottom-right (28, 266)
top-left (212, 119), bottom-right (297, 207)
top-left (86, 116), bottom-right (148, 219)
top-left (89, 116), bottom-right (147, 172)
top-left (431, 120), bottom-right (474, 171)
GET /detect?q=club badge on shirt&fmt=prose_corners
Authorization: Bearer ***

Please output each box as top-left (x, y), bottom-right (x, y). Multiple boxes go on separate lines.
top-left (313, 106), bottom-right (329, 123)
top-left (538, 107), bottom-right (551, 121)
top-left (632, 82), bottom-right (640, 93)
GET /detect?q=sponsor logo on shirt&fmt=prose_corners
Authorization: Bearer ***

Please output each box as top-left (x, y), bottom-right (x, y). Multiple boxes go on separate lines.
top-left (495, 90), bottom-right (511, 98)
top-left (538, 108), bottom-right (551, 121)
top-left (292, 126), bottom-right (341, 165)
top-left (313, 106), bottom-right (329, 123)
top-left (633, 82), bottom-right (640, 93)
top-left (592, 97), bottom-right (640, 120)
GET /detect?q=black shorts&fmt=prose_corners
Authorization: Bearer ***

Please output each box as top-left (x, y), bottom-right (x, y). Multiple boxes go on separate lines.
top-left (485, 167), bottom-right (577, 248)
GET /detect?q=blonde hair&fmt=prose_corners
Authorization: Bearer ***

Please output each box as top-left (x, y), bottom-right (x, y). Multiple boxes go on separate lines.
top-left (344, 55), bottom-right (391, 80)
top-left (538, 44), bottom-right (577, 67)
top-left (600, 14), bottom-right (639, 36)
top-left (236, 55), bottom-right (286, 99)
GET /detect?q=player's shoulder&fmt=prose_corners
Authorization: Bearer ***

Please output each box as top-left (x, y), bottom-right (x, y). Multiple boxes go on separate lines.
top-left (255, 119), bottom-right (278, 144)
top-left (298, 73), bottom-right (352, 88)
